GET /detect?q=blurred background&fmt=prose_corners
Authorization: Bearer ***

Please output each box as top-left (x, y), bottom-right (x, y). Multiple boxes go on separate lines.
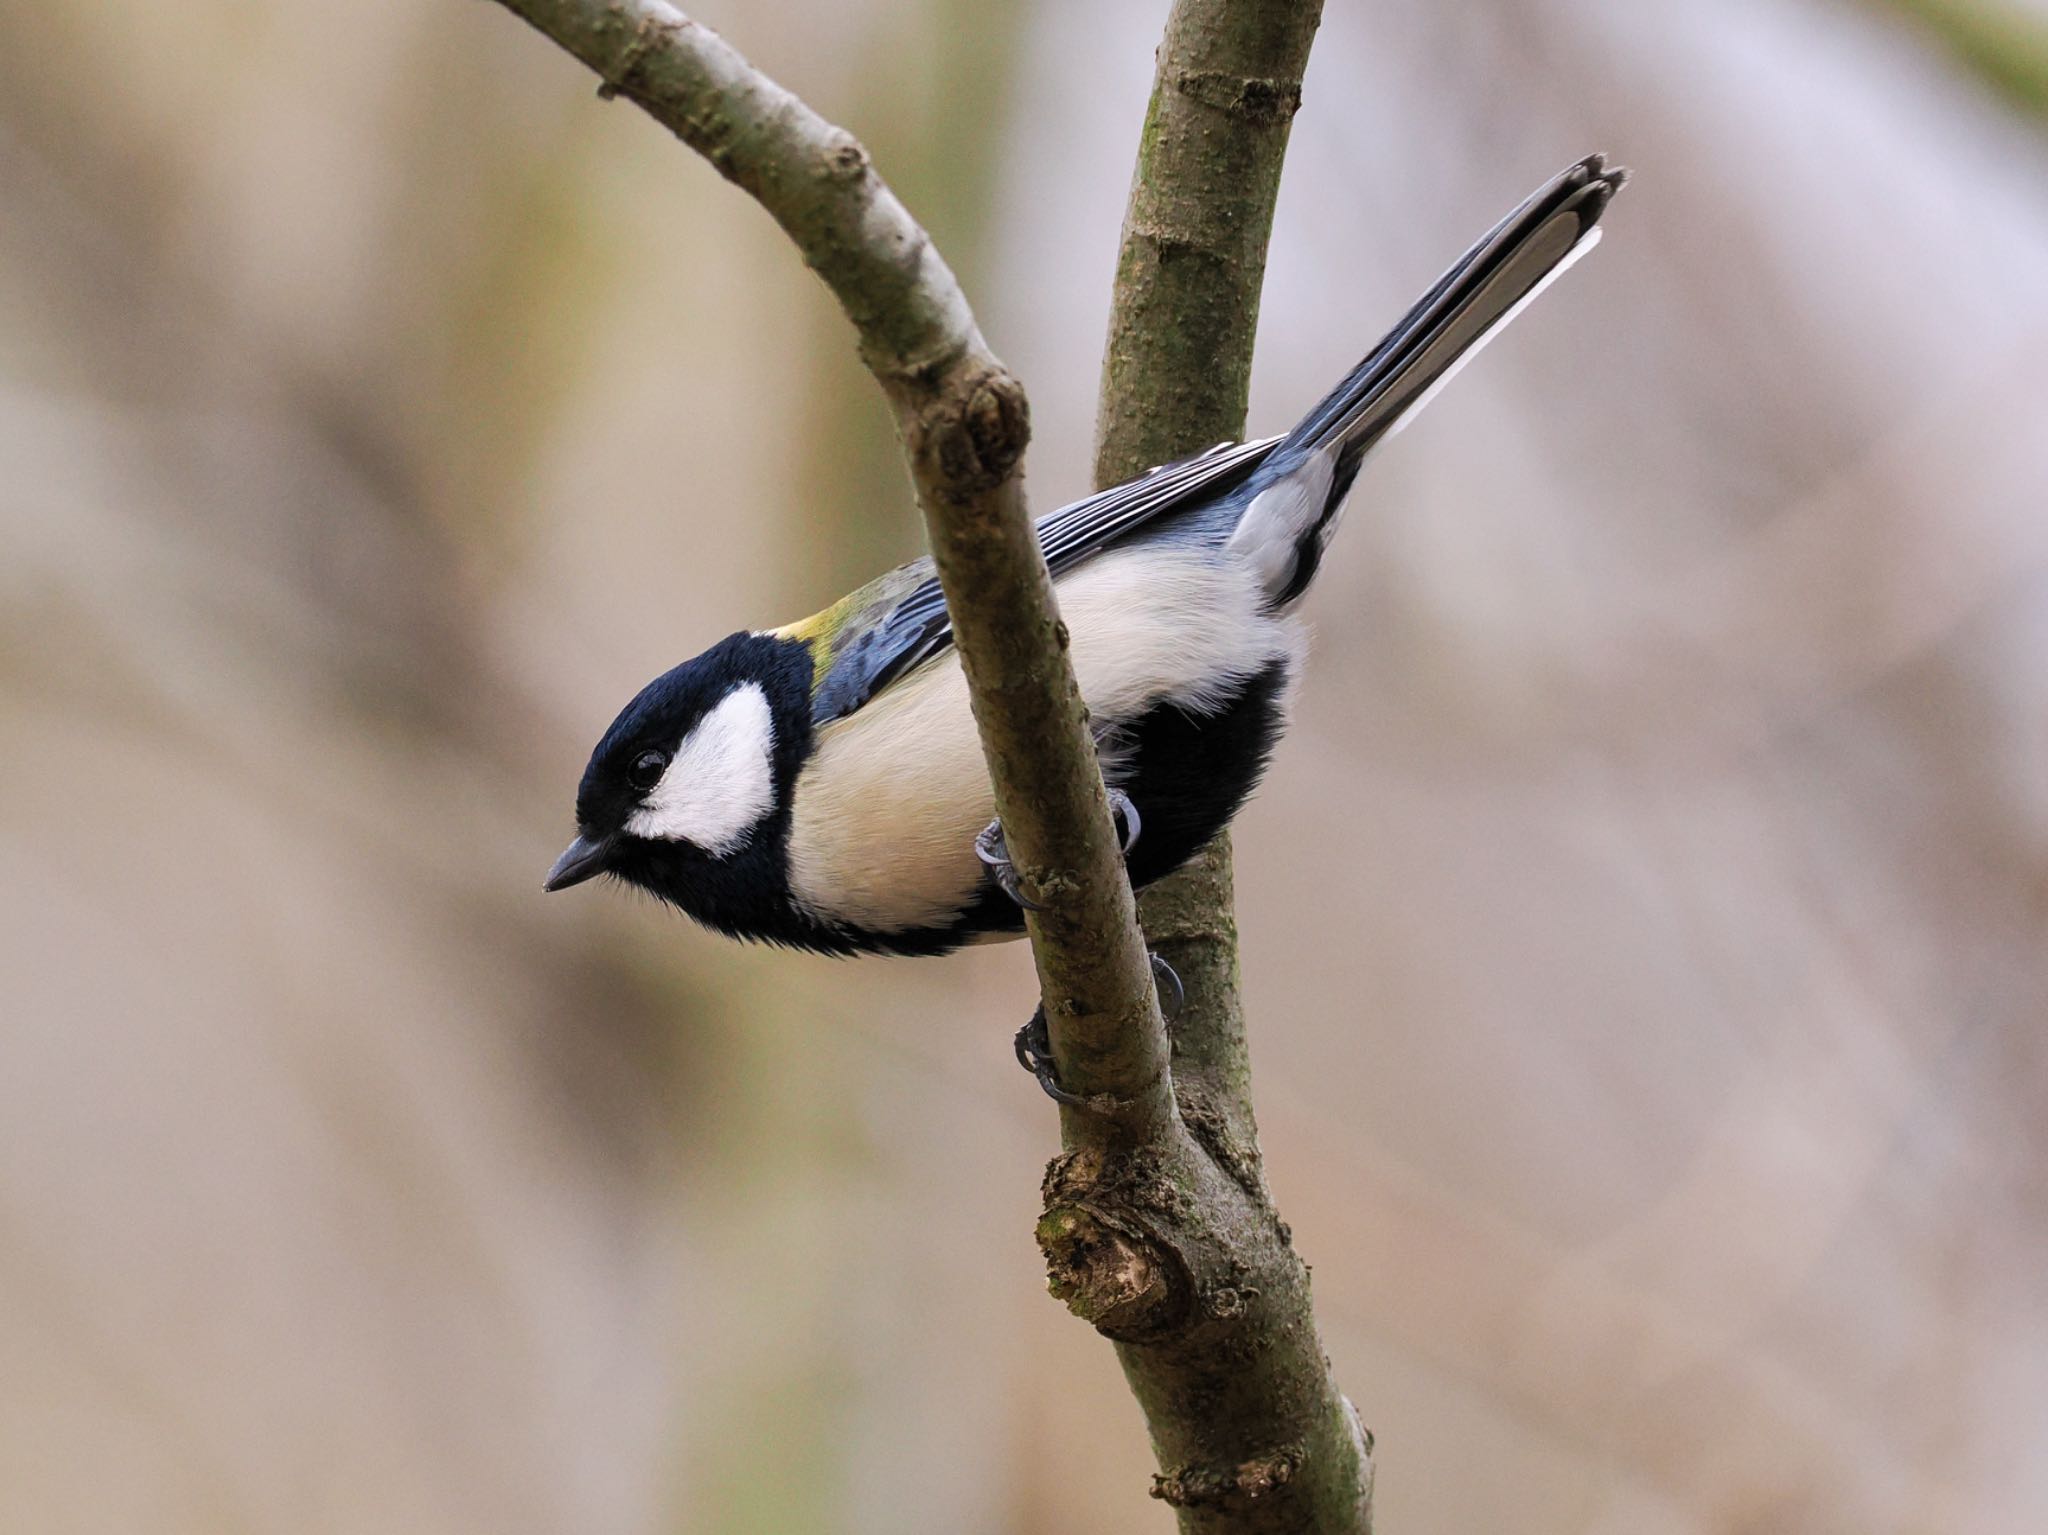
top-left (4, 0), bottom-right (2047, 1530)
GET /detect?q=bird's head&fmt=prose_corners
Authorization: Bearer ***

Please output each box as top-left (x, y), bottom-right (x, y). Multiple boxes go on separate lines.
top-left (545, 632), bottom-right (814, 901)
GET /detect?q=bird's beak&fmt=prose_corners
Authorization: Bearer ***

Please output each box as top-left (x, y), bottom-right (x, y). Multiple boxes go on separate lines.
top-left (544, 831), bottom-right (615, 892)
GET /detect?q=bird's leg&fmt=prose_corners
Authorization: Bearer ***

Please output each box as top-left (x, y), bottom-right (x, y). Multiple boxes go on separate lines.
top-left (976, 787), bottom-right (1143, 911)
top-left (1012, 952), bottom-right (1184, 1105)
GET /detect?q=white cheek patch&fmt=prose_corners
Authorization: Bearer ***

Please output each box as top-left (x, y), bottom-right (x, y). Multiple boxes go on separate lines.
top-left (625, 682), bottom-right (776, 856)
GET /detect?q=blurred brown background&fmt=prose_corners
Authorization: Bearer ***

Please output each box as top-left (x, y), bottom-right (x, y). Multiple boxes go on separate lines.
top-left (5, 0), bottom-right (2047, 1530)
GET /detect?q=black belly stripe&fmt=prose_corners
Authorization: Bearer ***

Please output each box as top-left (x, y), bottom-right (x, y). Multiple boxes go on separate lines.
top-left (935, 656), bottom-right (1293, 952)
top-left (1119, 659), bottom-right (1291, 892)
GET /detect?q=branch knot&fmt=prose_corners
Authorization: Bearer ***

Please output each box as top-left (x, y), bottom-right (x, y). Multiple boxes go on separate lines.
top-left (819, 128), bottom-right (869, 180)
top-left (1151, 1446), bottom-right (1304, 1510)
top-left (908, 365), bottom-right (1030, 503)
top-left (1036, 1201), bottom-right (1187, 1342)
top-left (1171, 70), bottom-right (1303, 124)
top-left (1037, 1148), bottom-right (1195, 1340)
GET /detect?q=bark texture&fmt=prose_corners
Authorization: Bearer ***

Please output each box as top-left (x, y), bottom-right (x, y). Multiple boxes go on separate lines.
top-left (1050, 1), bottom-right (1377, 1529)
top-left (1094, 1), bottom-right (1323, 478)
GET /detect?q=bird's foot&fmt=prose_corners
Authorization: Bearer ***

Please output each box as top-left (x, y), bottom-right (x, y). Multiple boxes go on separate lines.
top-left (975, 791), bottom-right (1142, 911)
top-left (1013, 951), bottom-right (1185, 1105)
top-left (973, 819), bottom-right (1042, 910)
top-left (1150, 951), bottom-right (1184, 1023)
top-left (1015, 1005), bottom-right (1086, 1105)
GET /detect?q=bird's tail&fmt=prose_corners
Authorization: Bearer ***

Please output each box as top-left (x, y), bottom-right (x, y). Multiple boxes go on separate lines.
top-left (1232, 154), bottom-right (1626, 607)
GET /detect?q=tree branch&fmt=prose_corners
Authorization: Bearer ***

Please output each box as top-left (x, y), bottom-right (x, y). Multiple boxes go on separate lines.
top-left (485, 2), bottom-right (1367, 1526)
top-left (1871, 0), bottom-right (2048, 120)
top-left (489, 0), bottom-right (1173, 1129)
top-left (1049, 0), bottom-right (1377, 1529)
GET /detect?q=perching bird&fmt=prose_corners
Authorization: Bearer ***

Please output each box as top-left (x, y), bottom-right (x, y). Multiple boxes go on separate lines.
top-left (548, 155), bottom-right (1626, 969)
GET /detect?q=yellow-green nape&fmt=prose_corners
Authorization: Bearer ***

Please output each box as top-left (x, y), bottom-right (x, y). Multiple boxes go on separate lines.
top-left (771, 598), bottom-right (858, 689)
top-left (771, 560), bottom-right (931, 699)
top-left (771, 599), bottom-right (843, 647)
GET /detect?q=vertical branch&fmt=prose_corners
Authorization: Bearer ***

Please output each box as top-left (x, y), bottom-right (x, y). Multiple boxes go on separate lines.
top-left (1095, 1), bottom-right (1324, 478)
top-left (1096, 0), bottom-right (1324, 1182)
top-left (1063, 0), bottom-right (1377, 1529)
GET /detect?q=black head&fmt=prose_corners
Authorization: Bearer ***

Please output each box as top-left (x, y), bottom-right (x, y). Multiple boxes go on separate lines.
top-left (545, 632), bottom-right (815, 920)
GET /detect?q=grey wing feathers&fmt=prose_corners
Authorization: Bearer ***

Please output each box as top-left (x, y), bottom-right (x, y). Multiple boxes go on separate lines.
top-left (1036, 437), bottom-right (1277, 569)
top-left (809, 436), bottom-right (1278, 724)
top-left (809, 154), bottom-right (1627, 722)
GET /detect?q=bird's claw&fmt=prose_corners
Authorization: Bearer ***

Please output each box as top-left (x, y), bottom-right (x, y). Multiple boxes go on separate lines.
top-left (977, 792), bottom-right (1141, 911)
top-left (974, 819), bottom-right (1044, 910)
top-left (1150, 951), bottom-right (1183, 1022)
top-left (1015, 1006), bottom-right (1086, 1105)
top-left (1107, 788), bottom-right (1142, 855)
top-left (1012, 951), bottom-right (1184, 1107)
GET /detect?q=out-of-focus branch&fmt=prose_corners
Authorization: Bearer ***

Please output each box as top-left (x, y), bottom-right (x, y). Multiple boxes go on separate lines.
top-left (486, 0), bottom-right (1173, 1131)
top-left (1874, 0), bottom-right (2048, 119)
top-left (488, 0), bottom-right (990, 414)
top-left (1039, 0), bottom-right (1378, 1530)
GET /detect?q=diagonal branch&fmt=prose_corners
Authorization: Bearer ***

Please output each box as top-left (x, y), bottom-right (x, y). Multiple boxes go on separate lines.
top-left (479, 6), bottom-right (1170, 1105)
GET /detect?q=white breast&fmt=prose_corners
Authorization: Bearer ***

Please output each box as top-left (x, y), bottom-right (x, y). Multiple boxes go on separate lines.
top-left (786, 546), bottom-right (1297, 935)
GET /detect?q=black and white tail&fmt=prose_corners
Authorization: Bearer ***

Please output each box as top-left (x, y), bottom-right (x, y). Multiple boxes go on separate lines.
top-left (1231, 154), bottom-right (1627, 607)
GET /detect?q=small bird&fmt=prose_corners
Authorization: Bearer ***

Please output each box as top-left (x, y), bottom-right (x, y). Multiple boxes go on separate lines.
top-left (548, 156), bottom-right (1626, 973)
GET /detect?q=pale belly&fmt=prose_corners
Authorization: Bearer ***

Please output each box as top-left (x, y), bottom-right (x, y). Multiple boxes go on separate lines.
top-left (784, 546), bottom-right (1298, 938)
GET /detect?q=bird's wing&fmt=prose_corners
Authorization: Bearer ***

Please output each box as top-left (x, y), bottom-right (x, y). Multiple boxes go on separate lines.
top-left (784, 436), bottom-right (1280, 725)
top-left (1033, 436), bottom-right (1279, 570)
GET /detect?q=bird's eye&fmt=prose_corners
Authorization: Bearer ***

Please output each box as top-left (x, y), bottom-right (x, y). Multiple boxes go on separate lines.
top-left (627, 749), bottom-right (669, 792)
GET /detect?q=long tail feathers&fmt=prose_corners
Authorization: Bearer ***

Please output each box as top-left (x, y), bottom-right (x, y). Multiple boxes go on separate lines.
top-left (1234, 154), bottom-right (1626, 606)
top-left (1287, 153), bottom-right (1626, 468)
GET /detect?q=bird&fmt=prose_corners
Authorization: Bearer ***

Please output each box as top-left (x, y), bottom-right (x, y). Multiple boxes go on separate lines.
top-left (547, 155), bottom-right (1626, 983)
